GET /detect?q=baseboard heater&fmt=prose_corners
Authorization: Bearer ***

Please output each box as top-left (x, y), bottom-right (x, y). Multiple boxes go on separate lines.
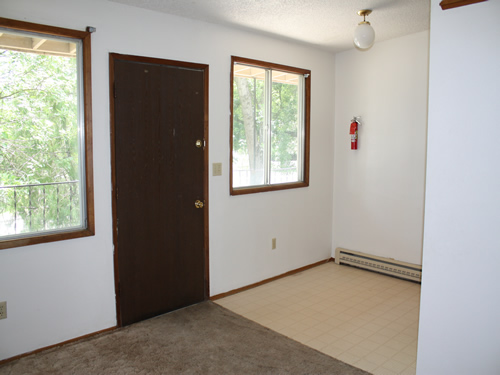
top-left (335, 248), bottom-right (422, 283)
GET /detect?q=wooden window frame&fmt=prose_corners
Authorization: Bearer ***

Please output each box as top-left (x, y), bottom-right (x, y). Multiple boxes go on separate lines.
top-left (0, 18), bottom-right (94, 250)
top-left (439, 0), bottom-right (487, 10)
top-left (230, 56), bottom-right (311, 196)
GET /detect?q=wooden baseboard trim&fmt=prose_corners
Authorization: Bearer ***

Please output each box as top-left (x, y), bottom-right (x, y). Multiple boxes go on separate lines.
top-left (0, 326), bottom-right (117, 366)
top-left (210, 258), bottom-right (334, 301)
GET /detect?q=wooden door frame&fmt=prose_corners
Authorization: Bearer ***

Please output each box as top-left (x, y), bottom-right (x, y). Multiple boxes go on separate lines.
top-left (109, 53), bottom-right (209, 327)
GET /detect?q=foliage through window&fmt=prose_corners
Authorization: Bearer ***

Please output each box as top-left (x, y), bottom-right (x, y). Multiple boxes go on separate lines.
top-left (230, 56), bottom-right (310, 195)
top-left (0, 18), bottom-right (94, 249)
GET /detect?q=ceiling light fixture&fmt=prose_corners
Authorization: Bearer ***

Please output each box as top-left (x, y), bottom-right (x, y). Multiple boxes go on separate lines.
top-left (353, 9), bottom-right (375, 50)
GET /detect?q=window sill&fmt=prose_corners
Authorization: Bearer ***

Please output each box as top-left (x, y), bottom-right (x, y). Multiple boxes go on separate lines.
top-left (0, 227), bottom-right (95, 251)
top-left (230, 181), bottom-right (309, 196)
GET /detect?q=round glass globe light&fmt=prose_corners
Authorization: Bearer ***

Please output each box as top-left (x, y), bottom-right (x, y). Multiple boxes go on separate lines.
top-left (353, 23), bottom-right (375, 49)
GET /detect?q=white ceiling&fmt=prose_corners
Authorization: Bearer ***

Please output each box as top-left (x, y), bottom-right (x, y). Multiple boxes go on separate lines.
top-left (108, 0), bottom-right (430, 53)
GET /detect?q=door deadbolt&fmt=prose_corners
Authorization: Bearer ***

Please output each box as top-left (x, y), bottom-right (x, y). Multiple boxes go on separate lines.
top-left (194, 200), bottom-right (204, 209)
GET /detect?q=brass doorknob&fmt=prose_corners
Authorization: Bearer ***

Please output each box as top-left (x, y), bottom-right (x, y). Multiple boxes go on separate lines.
top-left (195, 139), bottom-right (203, 148)
top-left (194, 200), bottom-right (204, 209)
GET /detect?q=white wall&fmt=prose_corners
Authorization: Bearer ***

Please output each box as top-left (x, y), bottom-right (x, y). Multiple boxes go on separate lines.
top-left (0, 0), bottom-right (335, 360)
top-left (333, 32), bottom-right (429, 265)
top-left (417, 1), bottom-right (500, 373)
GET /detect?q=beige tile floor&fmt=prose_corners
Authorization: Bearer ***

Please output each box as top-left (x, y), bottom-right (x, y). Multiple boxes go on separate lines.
top-left (215, 262), bottom-right (420, 375)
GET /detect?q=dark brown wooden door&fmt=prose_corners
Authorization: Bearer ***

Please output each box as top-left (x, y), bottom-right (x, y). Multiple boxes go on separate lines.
top-left (110, 54), bottom-right (208, 327)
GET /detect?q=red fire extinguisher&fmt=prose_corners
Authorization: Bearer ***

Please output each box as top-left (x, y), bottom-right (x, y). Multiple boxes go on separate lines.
top-left (350, 118), bottom-right (359, 150)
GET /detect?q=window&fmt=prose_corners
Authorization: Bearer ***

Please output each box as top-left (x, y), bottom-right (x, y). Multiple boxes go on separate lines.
top-left (230, 56), bottom-right (310, 195)
top-left (0, 18), bottom-right (94, 249)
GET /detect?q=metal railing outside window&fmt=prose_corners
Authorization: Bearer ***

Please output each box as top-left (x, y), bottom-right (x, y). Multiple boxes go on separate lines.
top-left (0, 181), bottom-right (81, 236)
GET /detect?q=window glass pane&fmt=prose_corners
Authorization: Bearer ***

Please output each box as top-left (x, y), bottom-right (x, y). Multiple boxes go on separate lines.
top-left (230, 56), bottom-right (310, 195)
top-left (0, 30), bottom-right (84, 238)
top-left (270, 70), bottom-right (301, 184)
top-left (232, 64), bottom-right (266, 187)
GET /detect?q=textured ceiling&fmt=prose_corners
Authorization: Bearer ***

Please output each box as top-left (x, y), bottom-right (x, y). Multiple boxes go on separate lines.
top-left (108, 0), bottom-right (430, 53)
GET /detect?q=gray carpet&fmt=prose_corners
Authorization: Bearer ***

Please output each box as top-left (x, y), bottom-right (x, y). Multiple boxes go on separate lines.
top-left (0, 302), bottom-right (369, 374)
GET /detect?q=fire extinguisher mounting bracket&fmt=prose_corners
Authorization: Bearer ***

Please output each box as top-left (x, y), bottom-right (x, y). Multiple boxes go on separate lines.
top-left (351, 116), bottom-right (361, 125)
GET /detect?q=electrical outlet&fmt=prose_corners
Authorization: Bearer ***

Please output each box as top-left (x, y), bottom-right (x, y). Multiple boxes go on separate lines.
top-left (0, 301), bottom-right (6, 320)
top-left (272, 238), bottom-right (277, 250)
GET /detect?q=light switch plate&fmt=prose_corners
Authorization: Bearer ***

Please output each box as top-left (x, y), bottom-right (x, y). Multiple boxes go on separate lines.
top-left (213, 163), bottom-right (222, 176)
top-left (0, 301), bottom-right (6, 320)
